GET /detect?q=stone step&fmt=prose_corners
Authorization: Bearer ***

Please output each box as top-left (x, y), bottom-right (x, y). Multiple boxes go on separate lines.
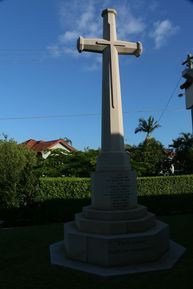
top-left (82, 204), bottom-right (147, 221)
top-left (75, 211), bottom-right (156, 235)
top-left (63, 220), bottom-right (170, 266)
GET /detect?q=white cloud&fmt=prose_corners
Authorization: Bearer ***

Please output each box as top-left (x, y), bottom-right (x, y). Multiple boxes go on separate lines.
top-left (47, 0), bottom-right (146, 62)
top-left (116, 4), bottom-right (146, 39)
top-left (47, 0), bottom-right (179, 68)
top-left (125, 17), bottom-right (145, 35)
top-left (78, 4), bottom-right (95, 30)
top-left (150, 19), bottom-right (179, 49)
top-left (59, 31), bottom-right (79, 43)
top-left (47, 45), bottom-right (62, 57)
top-left (63, 47), bottom-right (79, 56)
top-left (85, 55), bottom-right (102, 71)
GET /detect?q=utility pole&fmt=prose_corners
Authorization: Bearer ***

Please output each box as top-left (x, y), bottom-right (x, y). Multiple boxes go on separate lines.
top-left (180, 53), bottom-right (193, 134)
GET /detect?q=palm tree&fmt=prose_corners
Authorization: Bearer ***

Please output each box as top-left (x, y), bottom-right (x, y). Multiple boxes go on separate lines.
top-left (170, 132), bottom-right (193, 151)
top-left (135, 116), bottom-right (161, 139)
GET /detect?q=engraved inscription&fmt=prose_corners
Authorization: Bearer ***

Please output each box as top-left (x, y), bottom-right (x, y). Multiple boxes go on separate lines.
top-left (109, 239), bottom-right (152, 255)
top-left (103, 174), bottom-right (132, 209)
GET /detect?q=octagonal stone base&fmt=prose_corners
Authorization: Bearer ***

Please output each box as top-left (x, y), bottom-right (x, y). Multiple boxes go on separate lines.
top-left (64, 220), bottom-right (169, 266)
top-left (50, 219), bottom-right (185, 276)
top-left (50, 240), bottom-right (185, 277)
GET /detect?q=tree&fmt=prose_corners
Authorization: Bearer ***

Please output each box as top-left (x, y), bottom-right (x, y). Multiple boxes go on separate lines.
top-left (169, 132), bottom-right (193, 174)
top-left (37, 149), bottom-right (100, 178)
top-left (135, 116), bottom-right (161, 139)
top-left (62, 149), bottom-right (99, 177)
top-left (0, 137), bottom-right (39, 208)
top-left (128, 138), bottom-right (166, 176)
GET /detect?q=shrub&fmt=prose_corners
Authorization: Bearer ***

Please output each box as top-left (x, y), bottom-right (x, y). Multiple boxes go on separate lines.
top-left (137, 175), bottom-right (193, 196)
top-left (39, 175), bottom-right (193, 202)
top-left (38, 177), bottom-right (91, 201)
top-left (2, 175), bottom-right (193, 226)
top-left (0, 138), bottom-right (39, 208)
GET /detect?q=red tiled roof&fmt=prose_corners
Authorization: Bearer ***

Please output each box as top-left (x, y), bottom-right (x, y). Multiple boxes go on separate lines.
top-left (164, 149), bottom-right (176, 158)
top-left (23, 139), bottom-right (76, 153)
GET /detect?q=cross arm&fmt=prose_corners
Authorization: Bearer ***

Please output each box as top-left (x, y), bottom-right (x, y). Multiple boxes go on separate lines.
top-left (77, 36), bottom-right (106, 53)
top-left (115, 41), bottom-right (142, 57)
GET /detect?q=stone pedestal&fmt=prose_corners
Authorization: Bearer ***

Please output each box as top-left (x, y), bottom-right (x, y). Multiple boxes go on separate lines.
top-left (50, 202), bottom-right (185, 276)
top-left (50, 165), bottom-right (185, 275)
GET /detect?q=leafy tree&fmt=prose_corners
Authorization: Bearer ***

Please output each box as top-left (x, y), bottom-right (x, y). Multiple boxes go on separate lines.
top-left (62, 149), bottom-right (99, 177)
top-left (36, 149), bottom-right (67, 177)
top-left (135, 116), bottom-right (161, 139)
top-left (128, 138), bottom-right (166, 176)
top-left (0, 137), bottom-right (39, 208)
top-left (37, 149), bottom-right (99, 177)
top-left (169, 132), bottom-right (193, 174)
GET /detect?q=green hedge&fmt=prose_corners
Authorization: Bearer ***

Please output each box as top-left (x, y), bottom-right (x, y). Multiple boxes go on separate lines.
top-left (38, 175), bottom-right (193, 201)
top-left (2, 175), bottom-right (193, 226)
top-left (38, 177), bottom-right (91, 201)
top-left (137, 175), bottom-right (193, 196)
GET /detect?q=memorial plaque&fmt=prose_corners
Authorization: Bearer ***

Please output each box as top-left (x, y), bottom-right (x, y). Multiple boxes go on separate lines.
top-left (109, 238), bottom-right (152, 255)
top-left (91, 171), bottom-right (137, 210)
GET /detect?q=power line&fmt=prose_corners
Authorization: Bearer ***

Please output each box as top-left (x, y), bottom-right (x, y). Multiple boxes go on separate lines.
top-left (0, 108), bottom-right (185, 121)
top-left (0, 48), bottom-right (46, 51)
top-left (0, 113), bottom-right (100, 120)
top-left (157, 76), bottom-right (182, 123)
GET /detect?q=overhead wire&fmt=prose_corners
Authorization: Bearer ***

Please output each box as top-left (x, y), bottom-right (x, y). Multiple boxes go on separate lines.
top-left (0, 108), bottom-right (185, 121)
top-left (157, 76), bottom-right (182, 123)
top-left (0, 49), bottom-right (184, 121)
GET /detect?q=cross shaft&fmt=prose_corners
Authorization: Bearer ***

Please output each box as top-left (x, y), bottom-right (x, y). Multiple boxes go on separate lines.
top-left (77, 8), bottom-right (142, 152)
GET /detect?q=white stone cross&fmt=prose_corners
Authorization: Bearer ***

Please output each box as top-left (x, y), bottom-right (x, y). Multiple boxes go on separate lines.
top-left (77, 8), bottom-right (142, 153)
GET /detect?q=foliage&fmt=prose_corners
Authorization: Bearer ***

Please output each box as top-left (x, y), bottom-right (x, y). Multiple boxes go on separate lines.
top-left (1, 175), bottom-right (193, 226)
top-left (38, 174), bottom-right (193, 203)
top-left (128, 138), bottom-right (166, 176)
top-left (170, 132), bottom-right (193, 174)
top-left (137, 174), bottom-right (193, 196)
top-left (38, 177), bottom-right (91, 201)
top-left (0, 138), bottom-right (39, 208)
top-left (134, 116), bottom-right (161, 138)
top-left (37, 149), bottom-right (99, 177)
top-left (36, 149), bottom-right (68, 177)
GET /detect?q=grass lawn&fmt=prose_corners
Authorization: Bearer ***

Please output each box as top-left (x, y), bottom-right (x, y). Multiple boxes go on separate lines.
top-left (0, 214), bottom-right (193, 289)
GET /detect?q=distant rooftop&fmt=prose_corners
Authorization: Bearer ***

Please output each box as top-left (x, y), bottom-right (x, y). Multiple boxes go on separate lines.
top-left (23, 139), bottom-right (76, 153)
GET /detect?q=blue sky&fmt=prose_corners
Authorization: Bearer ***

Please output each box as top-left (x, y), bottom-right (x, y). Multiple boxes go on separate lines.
top-left (0, 0), bottom-right (192, 150)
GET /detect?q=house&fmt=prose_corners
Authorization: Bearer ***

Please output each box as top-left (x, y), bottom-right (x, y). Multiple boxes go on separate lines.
top-left (23, 139), bottom-right (76, 159)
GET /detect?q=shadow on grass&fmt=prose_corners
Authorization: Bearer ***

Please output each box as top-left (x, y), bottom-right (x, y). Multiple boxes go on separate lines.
top-left (0, 198), bottom-right (90, 227)
top-left (0, 214), bottom-right (193, 289)
top-left (0, 193), bottom-right (193, 227)
top-left (139, 193), bottom-right (193, 215)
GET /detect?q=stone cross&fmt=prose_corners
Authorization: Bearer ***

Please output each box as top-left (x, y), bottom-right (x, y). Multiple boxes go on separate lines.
top-left (50, 9), bottom-right (185, 275)
top-left (77, 8), bottom-right (142, 153)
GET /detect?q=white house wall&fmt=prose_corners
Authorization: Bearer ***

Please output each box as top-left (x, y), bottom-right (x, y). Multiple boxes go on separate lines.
top-left (185, 84), bottom-right (193, 109)
top-left (42, 143), bottom-right (69, 159)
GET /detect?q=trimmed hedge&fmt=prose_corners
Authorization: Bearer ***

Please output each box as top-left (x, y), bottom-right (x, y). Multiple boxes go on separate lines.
top-left (38, 177), bottom-right (91, 201)
top-left (137, 175), bottom-right (193, 196)
top-left (2, 175), bottom-right (193, 226)
top-left (38, 175), bottom-right (193, 201)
